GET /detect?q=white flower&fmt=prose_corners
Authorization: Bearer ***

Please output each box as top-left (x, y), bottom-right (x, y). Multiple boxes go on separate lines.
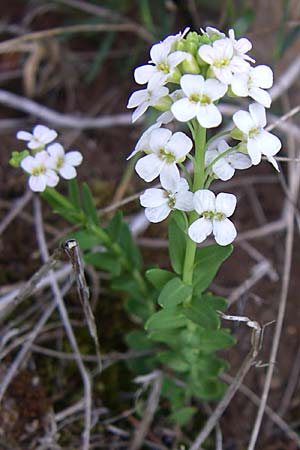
top-left (198, 38), bottom-right (250, 84)
top-left (231, 65), bottom-right (273, 108)
top-left (17, 125), bottom-right (57, 150)
top-left (228, 29), bottom-right (255, 63)
top-left (140, 171), bottom-right (193, 223)
top-left (20, 150), bottom-right (59, 192)
top-left (134, 40), bottom-right (188, 87)
top-left (127, 82), bottom-right (169, 123)
top-left (47, 143), bottom-right (83, 179)
top-left (188, 190), bottom-right (237, 246)
top-left (135, 128), bottom-right (193, 182)
top-left (171, 74), bottom-right (227, 128)
top-left (163, 27), bottom-right (190, 50)
top-left (203, 26), bottom-right (225, 39)
top-left (233, 103), bottom-right (281, 170)
top-left (205, 140), bottom-right (252, 181)
top-left (127, 123), bottom-right (161, 160)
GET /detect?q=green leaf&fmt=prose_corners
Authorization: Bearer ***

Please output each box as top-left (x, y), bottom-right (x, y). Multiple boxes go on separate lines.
top-left (126, 330), bottom-right (153, 350)
top-left (194, 354), bottom-right (228, 378)
top-left (168, 214), bottom-right (187, 275)
top-left (169, 407), bottom-right (197, 426)
top-left (193, 244), bottom-right (233, 294)
top-left (125, 297), bottom-right (153, 322)
top-left (148, 329), bottom-right (180, 345)
top-left (119, 221), bottom-right (141, 270)
top-left (68, 178), bottom-right (81, 210)
top-left (181, 297), bottom-right (219, 330)
top-left (84, 251), bottom-right (121, 276)
top-left (145, 308), bottom-right (186, 331)
top-left (158, 277), bottom-right (192, 308)
top-left (51, 206), bottom-right (83, 224)
top-left (201, 293), bottom-right (227, 312)
top-left (189, 378), bottom-right (226, 400)
top-left (162, 376), bottom-right (185, 410)
top-left (145, 268), bottom-right (175, 290)
top-left (196, 328), bottom-right (235, 352)
top-left (157, 351), bottom-right (189, 372)
top-left (106, 211), bottom-right (123, 242)
top-left (111, 275), bottom-right (141, 297)
top-left (81, 182), bottom-right (99, 226)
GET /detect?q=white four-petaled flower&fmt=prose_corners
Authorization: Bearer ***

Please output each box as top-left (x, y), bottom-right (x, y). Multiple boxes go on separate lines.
top-left (171, 74), bottom-right (227, 128)
top-left (205, 139), bottom-right (252, 181)
top-left (47, 143), bottom-right (83, 179)
top-left (17, 125), bottom-right (57, 150)
top-left (198, 38), bottom-right (250, 84)
top-left (231, 65), bottom-right (273, 108)
top-left (135, 128), bottom-right (193, 182)
top-left (127, 82), bottom-right (169, 123)
top-left (140, 171), bottom-right (193, 223)
top-left (188, 190), bottom-right (237, 246)
top-left (233, 103), bottom-right (281, 170)
top-left (20, 150), bottom-right (59, 192)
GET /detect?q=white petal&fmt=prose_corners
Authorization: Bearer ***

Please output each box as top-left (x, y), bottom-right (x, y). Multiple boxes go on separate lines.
top-left (29, 174), bottom-right (46, 192)
top-left (167, 131), bottom-right (193, 160)
top-left (213, 66), bottom-right (233, 85)
top-left (16, 131), bottom-right (33, 141)
top-left (213, 159), bottom-right (235, 180)
top-left (140, 188), bottom-right (167, 207)
top-left (197, 104), bottom-right (222, 128)
top-left (228, 152), bottom-right (252, 169)
top-left (150, 42), bottom-right (170, 64)
top-left (213, 218), bottom-right (237, 245)
top-left (249, 87), bottom-right (272, 108)
top-left (33, 125), bottom-right (57, 144)
top-left (175, 191), bottom-right (194, 211)
top-left (20, 155), bottom-right (35, 173)
top-left (215, 193), bottom-right (237, 217)
top-left (127, 89), bottom-right (148, 108)
top-left (65, 151), bottom-right (83, 166)
top-left (47, 142), bottom-right (64, 159)
top-left (204, 78), bottom-right (227, 101)
top-left (160, 169), bottom-right (180, 192)
top-left (46, 170), bottom-right (59, 187)
top-left (267, 156), bottom-right (279, 171)
top-left (249, 103), bottom-right (266, 128)
top-left (149, 128), bottom-right (172, 152)
top-left (132, 103), bottom-right (149, 123)
top-left (233, 110), bottom-right (254, 134)
top-left (135, 154), bottom-right (164, 182)
top-left (198, 44), bottom-right (215, 65)
top-left (181, 74), bottom-right (204, 96)
top-left (205, 148), bottom-right (219, 166)
top-left (188, 217), bottom-right (213, 243)
top-left (177, 177), bottom-right (190, 192)
top-left (235, 37), bottom-right (252, 55)
top-left (193, 189), bottom-right (215, 214)
top-left (160, 163), bottom-right (180, 185)
top-left (168, 51), bottom-right (188, 69)
top-left (254, 130), bottom-right (282, 156)
top-left (231, 73), bottom-right (249, 97)
top-left (127, 123), bottom-right (161, 160)
top-left (247, 138), bottom-right (262, 165)
top-left (35, 150), bottom-right (50, 164)
top-left (145, 204), bottom-right (171, 223)
top-left (59, 164), bottom-right (77, 179)
top-left (134, 65), bottom-right (156, 84)
top-left (27, 140), bottom-right (43, 150)
top-left (252, 65), bottom-right (273, 89)
top-left (171, 98), bottom-right (198, 122)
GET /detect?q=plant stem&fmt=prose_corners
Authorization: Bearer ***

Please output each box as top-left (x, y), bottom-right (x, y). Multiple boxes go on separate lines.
top-left (182, 121), bottom-right (206, 285)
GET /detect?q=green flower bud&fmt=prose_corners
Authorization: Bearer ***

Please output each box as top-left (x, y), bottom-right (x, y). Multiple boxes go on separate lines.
top-left (9, 150), bottom-right (29, 168)
top-left (180, 54), bottom-right (201, 74)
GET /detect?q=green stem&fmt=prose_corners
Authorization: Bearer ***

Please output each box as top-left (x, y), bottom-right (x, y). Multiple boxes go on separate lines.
top-left (182, 121), bottom-right (206, 285)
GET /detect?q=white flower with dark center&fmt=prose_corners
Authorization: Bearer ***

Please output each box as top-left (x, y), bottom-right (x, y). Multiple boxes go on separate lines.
top-left (231, 65), bottom-right (273, 108)
top-left (127, 123), bottom-right (161, 160)
top-left (134, 40), bottom-right (188, 87)
top-left (171, 74), bottom-right (227, 128)
top-left (17, 125), bottom-right (58, 150)
top-left (20, 150), bottom-right (59, 192)
top-left (228, 29), bottom-right (255, 63)
top-left (140, 171), bottom-right (193, 223)
top-left (205, 139), bottom-right (252, 181)
top-left (47, 143), bottom-right (83, 179)
top-left (127, 81), bottom-right (169, 123)
top-left (233, 103), bottom-right (281, 170)
top-left (198, 38), bottom-right (250, 84)
top-left (188, 190), bottom-right (237, 246)
top-left (135, 128), bottom-right (193, 182)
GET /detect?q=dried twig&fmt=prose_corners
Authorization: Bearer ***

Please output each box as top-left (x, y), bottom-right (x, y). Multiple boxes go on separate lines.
top-left (0, 190), bottom-right (32, 235)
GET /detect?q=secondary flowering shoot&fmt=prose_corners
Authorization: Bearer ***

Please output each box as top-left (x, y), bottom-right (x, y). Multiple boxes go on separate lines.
top-left (188, 190), bottom-right (237, 246)
top-left (135, 128), bottom-right (193, 182)
top-left (140, 171), bottom-right (193, 223)
top-left (233, 103), bottom-right (281, 170)
top-left (17, 125), bottom-right (57, 150)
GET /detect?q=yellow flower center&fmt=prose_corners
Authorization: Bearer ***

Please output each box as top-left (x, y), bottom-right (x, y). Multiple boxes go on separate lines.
top-left (214, 58), bottom-right (230, 68)
top-left (189, 93), bottom-right (211, 105)
top-left (32, 165), bottom-right (46, 176)
top-left (159, 148), bottom-right (175, 163)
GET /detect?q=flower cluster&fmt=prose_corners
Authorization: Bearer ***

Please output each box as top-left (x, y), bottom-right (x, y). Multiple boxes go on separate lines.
top-left (15, 125), bottom-right (83, 192)
top-left (128, 26), bottom-right (282, 246)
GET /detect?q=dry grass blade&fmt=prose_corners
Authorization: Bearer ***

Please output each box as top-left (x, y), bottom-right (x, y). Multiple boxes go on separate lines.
top-left (63, 239), bottom-right (102, 373)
